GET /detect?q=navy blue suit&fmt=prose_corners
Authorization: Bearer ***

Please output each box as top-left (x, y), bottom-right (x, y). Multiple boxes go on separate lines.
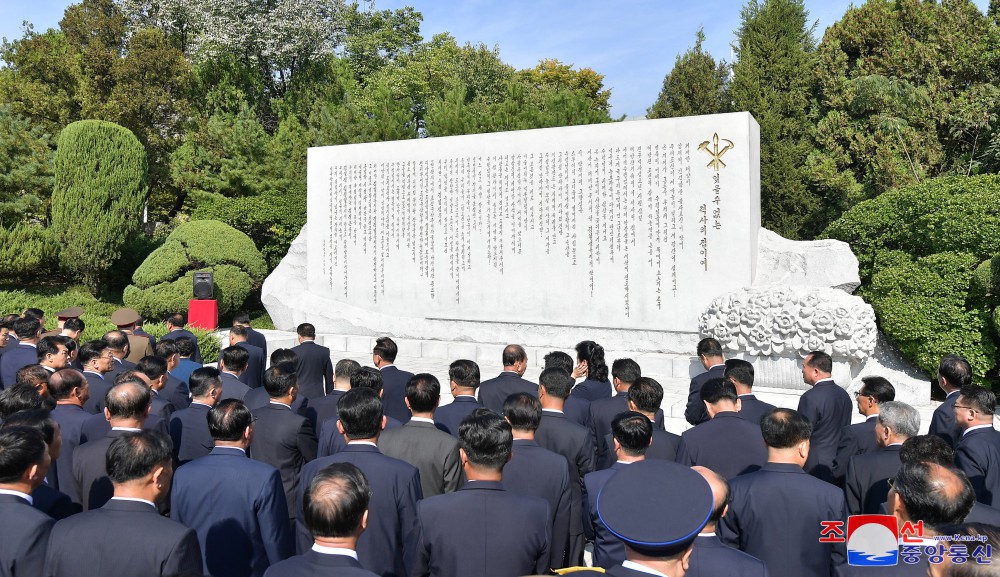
top-left (583, 462), bottom-right (629, 569)
top-left (80, 411), bottom-right (167, 444)
top-left (306, 389), bottom-right (346, 430)
top-left (246, 327), bottom-right (268, 360)
top-left (220, 371), bottom-right (251, 401)
top-left (845, 445), bottom-right (902, 515)
top-left (379, 365), bottom-right (415, 424)
top-left (677, 411), bottom-right (767, 480)
top-left (688, 533), bottom-right (771, 577)
top-left (72, 429), bottom-right (134, 511)
top-left (478, 371), bottom-right (537, 415)
top-left (237, 341), bottom-right (266, 390)
top-left (503, 439), bottom-right (572, 569)
top-left (172, 359), bottom-right (202, 385)
top-left (162, 373), bottom-right (191, 410)
top-left (929, 391), bottom-right (962, 448)
top-left (570, 377), bottom-right (612, 403)
top-left (49, 403), bottom-right (90, 500)
top-left (250, 403), bottom-right (318, 520)
top-left (738, 393), bottom-right (776, 426)
top-left (588, 392), bottom-right (629, 463)
top-left (295, 444), bottom-right (421, 577)
top-left (720, 462), bottom-right (847, 577)
top-left (0, 493), bottom-right (53, 576)
top-left (798, 379), bottom-right (853, 483)
top-left (685, 363), bottom-right (726, 426)
top-left (434, 396), bottom-right (482, 437)
top-left (599, 428), bottom-right (681, 470)
top-left (289, 341), bottom-right (333, 401)
top-left (81, 371), bottom-right (111, 414)
top-left (264, 551), bottom-right (378, 577)
top-left (563, 394), bottom-right (592, 428)
top-left (0, 343), bottom-right (38, 388)
top-left (32, 484), bottom-right (80, 520)
top-left (172, 447), bottom-right (294, 577)
top-left (161, 328), bottom-right (203, 363)
top-left (169, 402), bottom-right (215, 464)
top-left (413, 481), bottom-right (550, 577)
top-left (833, 416), bottom-right (879, 484)
top-left (318, 415), bottom-right (402, 457)
top-left (955, 426), bottom-right (1000, 507)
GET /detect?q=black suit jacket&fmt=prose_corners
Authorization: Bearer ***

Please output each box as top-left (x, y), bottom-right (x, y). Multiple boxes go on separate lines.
top-left (589, 393), bottom-right (629, 464)
top-left (377, 419), bottom-right (462, 498)
top-left (81, 371), bottom-right (112, 414)
top-left (72, 429), bottom-right (133, 510)
top-left (250, 403), bottom-right (318, 519)
top-left (0, 493), bottom-right (53, 577)
top-left (798, 379), bottom-right (853, 483)
top-left (221, 371), bottom-right (251, 401)
top-left (929, 391), bottom-right (962, 448)
top-left (379, 365), bottom-right (415, 424)
top-left (685, 364), bottom-right (726, 425)
top-left (171, 447), bottom-right (294, 577)
top-left (503, 439), bottom-right (572, 569)
top-left (833, 416), bottom-right (880, 484)
top-left (169, 402), bottom-right (215, 465)
top-left (0, 343), bottom-right (38, 388)
top-left (263, 551), bottom-right (378, 577)
top-left (245, 389), bottom-right (317, 429)
top-left (237, 341), bottom-right (266, 390)
top-left (955, 426), bottom-right (1000, 507)
top-left (318, 415), bottom-right (403, 457)
top-left (161, 329), bottom-right (203, 363)
top-left (478, 371), bottom-right (537, 415)
top-left (44, 498), bottom-right (202, 577)
top-left (413, 481), bottom-right (550, 577)
top-left (845, 445), bottom-right (902, 515)
top-left (738, 393), bottom-right (776, 426)
top-left (688, 533), bottom-right (771, 577)
top-left (720, 462), bottom-right (847, 577)
top-left (583, 462), bottom-right (629, 569)
top-left (32, 484), bottom-right (80, 520)
top-left (246, 327), bottom-right (268, 361)
top-left (150, 390), bottom-right (175, 422)
top-left (677, 412), bottom-right (768, 479)
top-left (162, 373), bottom-right (191, 410)
top-left (570, 378), bottom-right (612, 404)
top-left (49, 403), bottom-right (90, 500)
top-left (535, 410), bottom-right (596, 540)
top-left (80, 412), bottom-right (167, 444)
top-left (306, 389), bottom-right (345, 430)
top-left (433, 396), bottom-right (482, 436)
top-left (289, 341), bottom-right (333, 401)
top-left (295, 444), bottom-right (421, 577)
top-left (105, 357), bottom-right (136, 382)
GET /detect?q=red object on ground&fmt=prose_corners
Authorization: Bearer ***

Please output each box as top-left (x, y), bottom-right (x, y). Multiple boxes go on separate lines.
top-left (188, 299), bottom-right (218, 330)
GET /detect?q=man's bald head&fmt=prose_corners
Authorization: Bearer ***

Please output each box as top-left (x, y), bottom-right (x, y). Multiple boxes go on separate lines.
top-left (692, 466), bottom-right (730, 527)
top-left (893, 461), bottom-right (975, 530)
top-left (48, 369), bottom-right (86, 401)
top-left (105, 382), bottom-right (151, 420)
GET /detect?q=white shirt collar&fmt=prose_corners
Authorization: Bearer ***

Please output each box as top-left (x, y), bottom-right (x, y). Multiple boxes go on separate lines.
top-left (708, 363), bottom-right (725, 370)
top-left (410, 416), bottom-right (434, 424)
top-left (269, 401), bottom-right (292, 409)
top-left (454, 394), bottom-right (477, 399)
top-left (378, 364), bottom-right (394, 371)
top-left (947, 389), bottom-right (961, 398)
top-left (542, 408), bottom-right (564, 414)
top-left (815, 378), bottom-right (835, 385)
top-left (347, 441), bottom-right (377, 447)
top-left (699, 531), bottom-right (717, 537)
top-left (111, 426), bottom-right (142, 432)
top-left (111, 496), bottom-right (156, 509)
top-left (964, 424), bottom-right (995, 436)
top-left (42, 365), bottom-right (56, 373)
top-left (216, 446), bottom-right (247, 454)
top-left (0, 488), bottom-right (33, 504)
top-left (21, 343), bottom-right (36, 348)
top-left (866, 414), bottom-right (880, 421)
top-left (191, 401), bottom-right (213, 408)
top-left (311, 544), bottom-right (358, 559)
top-left (622, 561), bottom-right (668, 577)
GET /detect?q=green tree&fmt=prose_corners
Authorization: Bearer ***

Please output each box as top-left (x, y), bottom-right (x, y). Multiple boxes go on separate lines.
top-left (648, 29), bottom-right (730, 119)
top-left (0, 105), bottom-right (54, 225)
top-left (731, 0), bottom-right (820, 239)
top-left (516, 58), bottom-right (611, 114)
top-left (51, 120), bottom-right (147, 292)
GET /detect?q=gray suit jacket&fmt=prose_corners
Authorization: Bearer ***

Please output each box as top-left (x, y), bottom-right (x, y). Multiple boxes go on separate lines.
top-left (378, 419), bottom-right (463, 498)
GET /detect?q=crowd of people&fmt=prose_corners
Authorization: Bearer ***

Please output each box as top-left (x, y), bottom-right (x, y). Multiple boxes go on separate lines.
top-left (0, 305), bottom-right (998, 577)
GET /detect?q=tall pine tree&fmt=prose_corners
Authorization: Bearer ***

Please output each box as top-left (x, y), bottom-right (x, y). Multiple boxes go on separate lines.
top-left (647, 29), bottom-right (730, 119)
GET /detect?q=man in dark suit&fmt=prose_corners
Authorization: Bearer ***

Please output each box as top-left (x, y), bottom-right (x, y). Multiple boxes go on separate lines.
top-left (169, 367), bottom-right (223, 464)
top-left (135, 357), bottom-right (177, 421)
top-left (234, 312), bottom-right (268, 361)
top-left (265, 462), bottom-right (378, 577)
top-left (170, 336), bottom-right (203, 385)
top-left (589, 358), bottom-right (641, 466)
top-left (954, 384), bottom-right (1000, 506)
top-left (45, 430), bottom-right (203, 576)
top-left (372, 336), bottom-right (414, 424)
top-left (0, 426), bottom-right (54, 577)
top-left (688, 466), bottom-right (771, 577)
top-left (377, 373), bottom-right (462, 498)
top-left (845, 401), bottom-right (918, 515)
top-left (250, 367), bottom-right (318, 521)
top-left (154, 339), bottom-right (191, 410)
top-left (72, 381), bottom-right (152, 510)
top-left (478, 344), bottom-right (537, 415)
top-left (798, 350), bottom-right (852, 483)
top-left (1, 410), bottom-right (80, 520)
top-left (413, 410), bottom-right (550, 577)
top-left (160, 312), bottom-right (203, 363)
top-left (306, 358), bottom-right (357, 429)
top-left (232, 325), bottom-right (266, 390)
top-left (0, 316), bottom-right (42, 389)
top-left (684, 337), bottom-right (727, 426)
top-left (544, 350), bottom-right (593, 428)
top-left (172, 399), bottom-right (294, 577)
top-left (290, 323), bottom-right (333, 401)
top-left (296, 387), bottom-right (421, 577)
top-left (834, 376), bottom-right (895, 484)
top-left (80, 371), bottom-right (169, 441)
top-left (725, 359), bottom-right (775, 426)
top-left (720, 409), bottom-right (847, 577)
top-left (677, 378), bottom-right (767, 480)
top-left (502, 394), bottom-right (572, 570)
top-left (584, 412), bottom-right (651, 569)
top-left (220, 345), bottom-right (252, 401)
top-left (102, 330), bottom-right (137, 381)
top-left (317, 367), bottom-right (403, 457)
top-left (434, 359), bottom-right (483, 437)
top-left (929, 354), bottom-right (973, 448)
top-left (534, 367), bottom-right (595, 567)
top-left (79, 340), bottom-right (115, 414)
top-left (47, 369), bottom-right (91, 499)
top-left (36, 335), bottom-right (70, 374)
top-left (600, 377), bottom-right (681, 467)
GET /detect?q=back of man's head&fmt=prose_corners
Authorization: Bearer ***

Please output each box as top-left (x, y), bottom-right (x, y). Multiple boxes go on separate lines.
top-left (628, 377), bottom-right (664, 414)
top-left (877, 401), bottom-right (920, 438)
top-left (538, 367), bottom-right (573, 399)
top-left (304, 462), bottom-right (370, 540)
top-left (372, 337), bottom-right (397, 362)
top-left (697, 338), bottom-right (723, 358)
top-left (699, 377), bottom-right (738, 405)
top-left (221, 346), bottom-right (250, 373)
top-left (263, 367), bottom-right (297, 399)
top-left (208, 399), bottom-right (251, 441)
top-left (137, 356), bottom-right (168, 381)
top-left (102, 330), bottom-right (128, 352)
top-left (0, 427), bottom-right (47, 483)
top-left (22, 308), bottom-right (44, 322)
top-left (174, 336), bottom-right (195, 358)
top-left (805, 351), bottom-right (833, 374)
top-left (350, 367), bottom-right (384, 394)
top-left (337, 388), bottom-right (383, 439)
top-left (543, 351), bottom-right (574, 374)
top-left (105, 382), bottom-right (151, 420)
top-left (612, 411), bottom-right (652, 457)
top-left (295, 323), bottom-right (316, 339)
top-left (724, 359), bottom-right (754, 388)
top-left (894, 461), bottom-right (974, 529)
top-left (459, 411), bottom-right (512, 472)
top-left (900, 435), bottom-right (954, 466)
top-left (0, 384), bottom-right (43, 420)
top-left (15, 365), bottom-right (49, 389)
top-left (335, 359), bottom-right (360, 381)
top-left (270, 348), bottom-right (298, 368)
top-left (501, 344), bottom-right (527, 366)
top-left (2, 409), bottom-right (56, 449)
top-left (939, 354), bottom-right (972, 389)
top-left (229, 325), bottom-right (249, 340)
top-left (189, 367), bottom-right (222, 398)
top-left (503, 393), bottom-right (542, 432)
top-left (449, 359), bottom-right (480, 389)
top-left (48, 369), bottom-right (85, 401)
top-left (761, 409), bottom-right (812, 449)
top-left (153, 339), bottom-right (177, 359)
top-left (405, 374), bottom-right (440, 413)
top-left (106, 430), bottom-right (172, 484)
top-left (611, 358), bottom-right (641, 385)
top-left (232, 312), bottom-right (251, 326)
top-left (861, 376), bottom-right (896, 404)
top-left (13, 316), bottom-right (40, 341)
top-left (166, 313), bottom-right (186, 329)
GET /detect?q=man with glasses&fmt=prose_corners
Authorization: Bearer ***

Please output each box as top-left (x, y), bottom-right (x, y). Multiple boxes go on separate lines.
top-left (79, 340), bottom-right (116, 414)
top-left (953, 384), bottom-right (1000, 507)
top-left (844, 401), bottom-right (918, 514)
top-left (833, 376), bottom-right (895, 484)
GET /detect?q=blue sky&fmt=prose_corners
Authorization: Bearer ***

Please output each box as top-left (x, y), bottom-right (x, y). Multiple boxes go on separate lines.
top-left (1, 0), bottom-right (991, 118)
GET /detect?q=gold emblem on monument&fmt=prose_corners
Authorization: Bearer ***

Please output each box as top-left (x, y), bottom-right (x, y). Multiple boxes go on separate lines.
top-left (698, 133), bottom-right (734, 171)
